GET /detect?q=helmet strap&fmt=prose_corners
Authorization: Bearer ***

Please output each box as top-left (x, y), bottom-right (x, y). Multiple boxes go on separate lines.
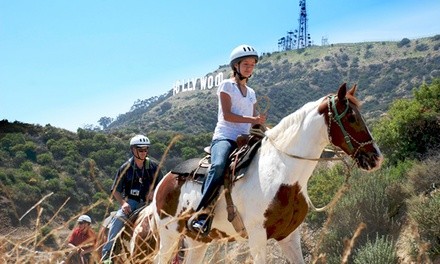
top-left (234, 62), bottom-right (251, 81)
top-left (235, 72), bottom-right (247, 81)
top-left (132, 147), bottom-right (143, 160)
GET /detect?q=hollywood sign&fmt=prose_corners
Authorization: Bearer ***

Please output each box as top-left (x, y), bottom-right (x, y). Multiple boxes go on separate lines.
top-left (173, 72), bottom-right (224, 96)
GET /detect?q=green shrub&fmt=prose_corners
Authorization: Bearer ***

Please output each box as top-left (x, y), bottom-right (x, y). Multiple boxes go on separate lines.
top-left (37, 152), bottom-right (54, 165)
top-left (317, 169), bottom-right (400, 262)
top-left (373, 79), bottom-right (440, 165)
top-left (20, 161), bottom-right (33, 172)
top-left (0, 133), bottom-right (26, 152)
top-left (0, 171), bottom-right (7, 186)
top-left (406, 154), bottom-right (440, 195)
top-left (307, 163), bottom-right (346, 227)
top-left (408, 193), bottom-right (440, 257)
top-left (397, 38), bottom-right (411, 48)
top-left (38, 225), bottom-right (57, 249)
top-left (385, 159), bottom-right (415, 181)
top-left (13, 150), bottom-right (27, 166)
top-left (364, 50), bottom-right (373, 59)
top-left (11, 182), bottom-right (42, 210)
top-left (415, 43), bottom-right (429, 52)
top-left (319, 229), bottom-right (346, 264)
top-left (40, 166), bottom-right (59, 180)
top-left (45, 178), bottom-right (60, 191)
top-left (353, 234), bottom-right (397, 264)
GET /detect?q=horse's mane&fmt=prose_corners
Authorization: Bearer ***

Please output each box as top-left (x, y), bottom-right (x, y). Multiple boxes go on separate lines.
top-left (265, 86), bottom-right (362, 151)
top-left (266, 98), bottom-right (322, 151)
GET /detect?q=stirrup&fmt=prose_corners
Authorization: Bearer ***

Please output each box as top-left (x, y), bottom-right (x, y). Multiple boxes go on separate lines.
top-left (187, 213), bottom-right (211, 237)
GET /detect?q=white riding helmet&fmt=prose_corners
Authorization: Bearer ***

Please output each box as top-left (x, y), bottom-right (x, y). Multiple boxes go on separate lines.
top-left (130, 134), bottom-right (150, 147)
top-left (229, 44), bottom-right (259, 68)
top-left (77, 215), bottom-right (92, 223)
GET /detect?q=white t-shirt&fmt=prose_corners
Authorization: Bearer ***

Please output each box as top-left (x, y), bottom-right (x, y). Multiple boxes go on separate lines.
top-left (212, 79), bottom-right (257, 141)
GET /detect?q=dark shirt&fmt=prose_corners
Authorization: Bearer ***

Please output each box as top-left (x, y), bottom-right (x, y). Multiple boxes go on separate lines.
top-left (111, 157), bottom-right (163, 202)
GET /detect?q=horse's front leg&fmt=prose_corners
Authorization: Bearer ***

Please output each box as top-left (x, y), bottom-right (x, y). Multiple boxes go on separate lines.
top-left (247, 228), bottom-right (268, 264)
top-left (278, 227), bottom-right (305, 264)
top-left (154, 221), bottom-right (181, 264)
top-left (183, 238), bottom-right (209, 264)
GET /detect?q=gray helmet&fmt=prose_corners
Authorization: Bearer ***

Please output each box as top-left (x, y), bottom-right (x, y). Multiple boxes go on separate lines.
top-left (130, 135), bottom-right (150, 147)
top-left (229, 44), bottom-right (259, 69)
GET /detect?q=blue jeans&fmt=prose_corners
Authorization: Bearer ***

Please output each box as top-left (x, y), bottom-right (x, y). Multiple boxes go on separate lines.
top-left (196, 139), bottom-right (236, 211)
top-left (102, 198), bottom-right (139, 258)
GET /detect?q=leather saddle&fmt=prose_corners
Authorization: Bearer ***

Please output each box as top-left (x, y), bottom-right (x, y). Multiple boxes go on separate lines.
top-left (170, 124), bottom-right (267, 184)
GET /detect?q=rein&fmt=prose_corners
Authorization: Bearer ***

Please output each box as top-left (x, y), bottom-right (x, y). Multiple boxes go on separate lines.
top-left (267, 135), bottom-right (345, 162)
top-left (267, 136), bottom-right (345, 162)
top-left (265, 95), bottom-right (375, 212)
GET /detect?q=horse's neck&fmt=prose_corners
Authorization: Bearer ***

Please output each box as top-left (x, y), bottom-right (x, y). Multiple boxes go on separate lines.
top-left (290, 113), bottom-right (328, 157)
top-left (261, 103), bottom-right (328, 191)
top-left (267, 104), bottom-right (328, 158)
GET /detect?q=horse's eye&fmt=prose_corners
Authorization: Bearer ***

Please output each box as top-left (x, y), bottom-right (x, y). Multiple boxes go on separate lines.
top-left (347, 113), bottom-right (356, 123)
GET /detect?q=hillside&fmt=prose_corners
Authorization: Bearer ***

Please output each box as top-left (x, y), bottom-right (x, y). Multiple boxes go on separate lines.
top-left (107, 35), bottom-right (440, 134)
top-left (1, 36), bottom-right (439, 263)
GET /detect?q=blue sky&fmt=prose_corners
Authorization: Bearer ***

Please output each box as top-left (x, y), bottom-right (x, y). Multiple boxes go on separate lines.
top-left (1, 0), bottom-right (439, 132)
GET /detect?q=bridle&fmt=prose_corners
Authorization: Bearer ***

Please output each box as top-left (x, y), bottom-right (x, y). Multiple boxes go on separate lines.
top-left (326, 95), bottom-right (375, 159)
top-left (267, 95), bottom-right (375, 161)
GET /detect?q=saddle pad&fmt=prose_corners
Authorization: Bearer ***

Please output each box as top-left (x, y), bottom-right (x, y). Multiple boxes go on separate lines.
top-left (233, 139), bottom-right (262, 173)
top-left (171, 157), bottom-right (210, 179)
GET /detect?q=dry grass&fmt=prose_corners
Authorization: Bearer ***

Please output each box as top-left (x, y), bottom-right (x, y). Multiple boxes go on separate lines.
top-left (1, 196), bottom-right (428, 264)
top-left (0, 162), bottom-right (361, 264)
top-left (2, 138), bottom-right (435, 263)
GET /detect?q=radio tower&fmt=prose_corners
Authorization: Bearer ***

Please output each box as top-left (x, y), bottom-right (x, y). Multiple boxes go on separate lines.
top-left (296, 0), bottom-right (311, 49)
top-left (278, 0), bottom-right (311, 51)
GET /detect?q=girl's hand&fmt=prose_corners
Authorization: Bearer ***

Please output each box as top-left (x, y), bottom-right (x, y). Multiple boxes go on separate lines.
top-left (254, 114), bottom-right (266, 124)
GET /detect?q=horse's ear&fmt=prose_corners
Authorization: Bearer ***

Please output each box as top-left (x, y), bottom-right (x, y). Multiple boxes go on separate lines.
top-left (348, 84), bottom-right (357, 96)
top-left (337, 83), bottom-right (347, 100)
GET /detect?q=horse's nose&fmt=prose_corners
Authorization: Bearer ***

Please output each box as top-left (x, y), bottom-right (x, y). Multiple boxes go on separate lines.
top-left (356, 151), bottom-right (382, 171)
top-left (372, 152), bottom-right (384, 169)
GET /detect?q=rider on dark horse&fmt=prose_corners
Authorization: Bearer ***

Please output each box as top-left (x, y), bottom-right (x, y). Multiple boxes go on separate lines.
top-left (101, 135), bottom-right (163, 261)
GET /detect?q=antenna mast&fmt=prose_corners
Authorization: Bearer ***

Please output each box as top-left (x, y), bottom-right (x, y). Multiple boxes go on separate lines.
top-left (278, 0), bottom-right (312, 51)
top-left (296, 0), bottom-right (311, 49)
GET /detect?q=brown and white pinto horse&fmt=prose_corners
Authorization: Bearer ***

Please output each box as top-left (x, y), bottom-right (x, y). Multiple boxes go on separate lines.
top-left (148, 83), bottom-right (383, 264)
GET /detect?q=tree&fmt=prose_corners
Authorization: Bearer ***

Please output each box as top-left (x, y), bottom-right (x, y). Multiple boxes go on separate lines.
top-left (160, 102), bottom-right (172, 113)
top-left (98, 116), bottom-right (113, 129)
top-left (397, 38), bottom-right (410, 48)
top-left (414, 78), bottom-right (440, 112)
top-left (373, 78), bottom-right (440, 164)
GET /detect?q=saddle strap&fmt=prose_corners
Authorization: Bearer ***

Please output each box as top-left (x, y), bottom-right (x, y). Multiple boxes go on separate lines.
top-left (224, 171), bottom-right (248, 238)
